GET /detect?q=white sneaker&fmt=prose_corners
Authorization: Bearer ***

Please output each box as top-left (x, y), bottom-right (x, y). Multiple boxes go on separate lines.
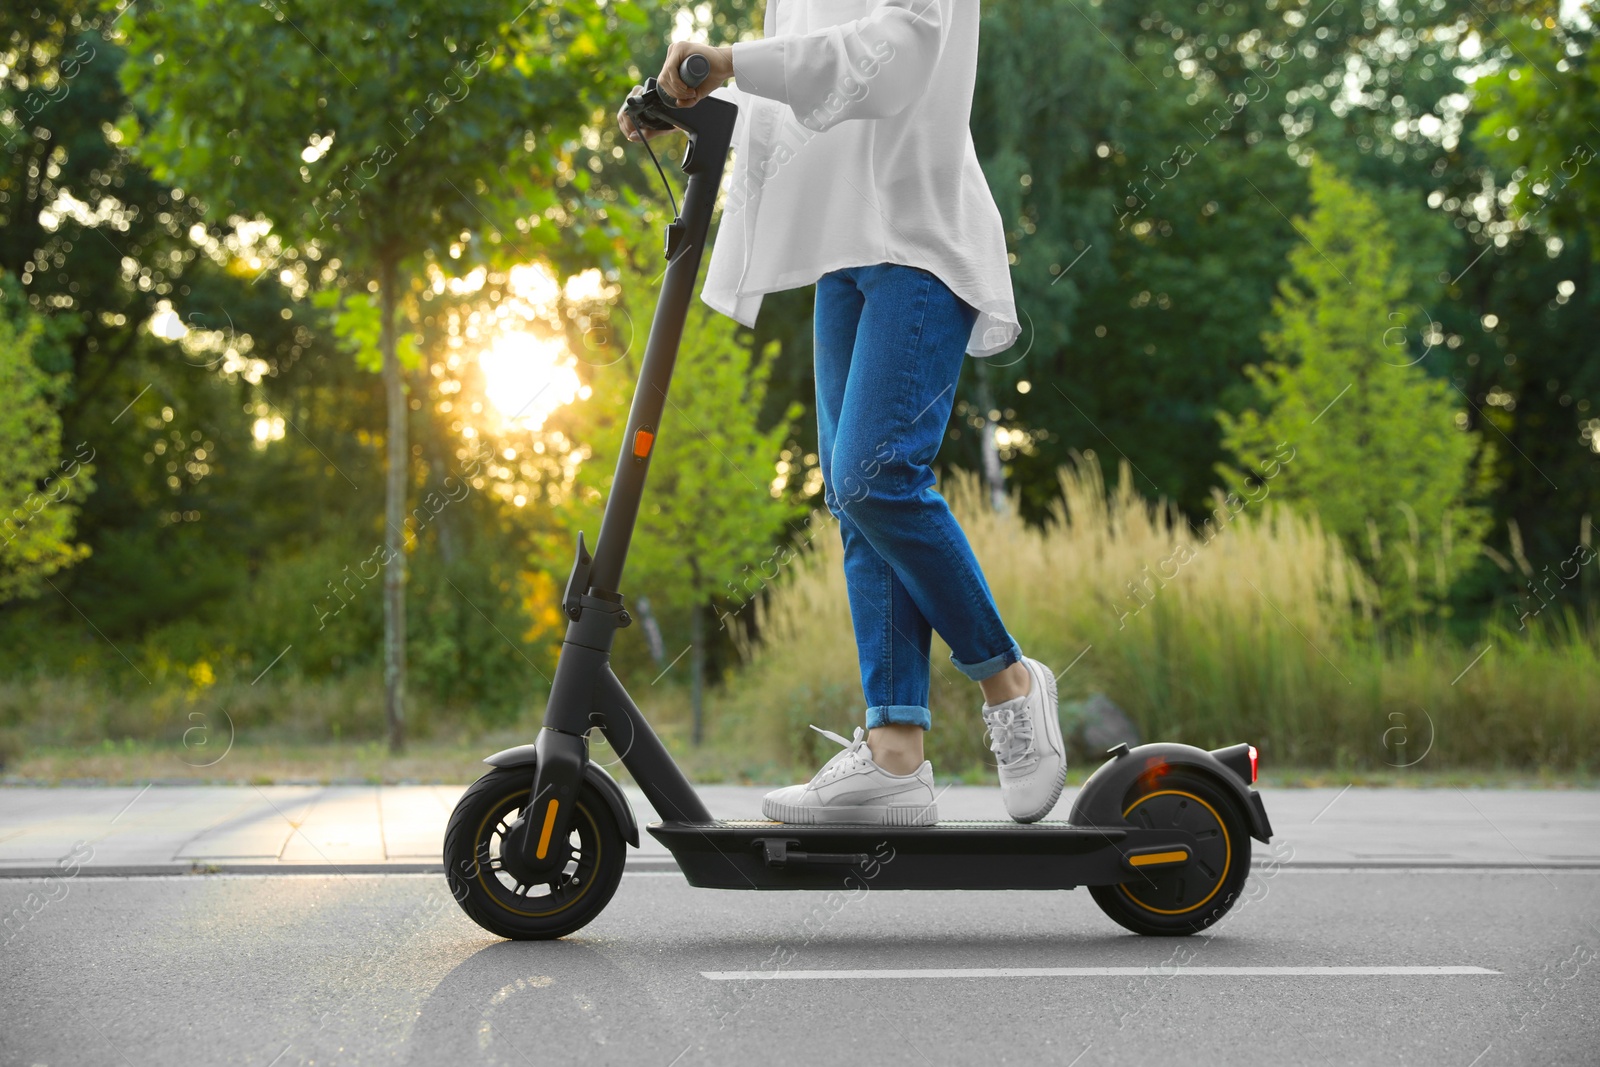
top-left (762, 725), bottom-right (939, 826)
top-left (982, 657), bottom-right (1067, 823)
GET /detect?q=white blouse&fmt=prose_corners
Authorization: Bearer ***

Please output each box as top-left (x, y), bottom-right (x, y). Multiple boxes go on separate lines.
top-left (699, 0), bottom-right (1020, 358)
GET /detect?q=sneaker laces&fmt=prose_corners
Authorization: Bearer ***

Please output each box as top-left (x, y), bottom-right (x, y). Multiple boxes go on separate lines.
top-left (983, 703), bottom-right (1037, 772)
top-left (806, 724), bottom-right (872, 785)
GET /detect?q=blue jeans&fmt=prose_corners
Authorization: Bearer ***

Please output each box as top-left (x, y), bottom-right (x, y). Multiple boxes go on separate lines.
top-left (814, 263), bottom-right (1022, 732)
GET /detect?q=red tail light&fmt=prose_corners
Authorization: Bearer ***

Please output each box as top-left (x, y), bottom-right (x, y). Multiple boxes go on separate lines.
top-left (1206, 743), bottom-right (1257, 785)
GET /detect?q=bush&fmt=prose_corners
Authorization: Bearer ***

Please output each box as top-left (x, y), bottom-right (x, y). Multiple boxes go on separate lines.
top-left (709, 458), bottom-right (1597, 774)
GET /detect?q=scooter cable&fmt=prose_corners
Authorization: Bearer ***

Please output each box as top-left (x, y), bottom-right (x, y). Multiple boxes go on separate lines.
top-left (634, 130), bottom-right (680, 220)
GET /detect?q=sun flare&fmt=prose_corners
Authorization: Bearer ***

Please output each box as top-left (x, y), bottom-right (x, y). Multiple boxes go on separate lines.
top-left (478, 330), bottom-right (585, 431)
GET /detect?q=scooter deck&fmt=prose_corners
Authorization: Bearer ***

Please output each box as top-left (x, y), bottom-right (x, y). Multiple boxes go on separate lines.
top-left (648, 819), bottom-right (1199, 890)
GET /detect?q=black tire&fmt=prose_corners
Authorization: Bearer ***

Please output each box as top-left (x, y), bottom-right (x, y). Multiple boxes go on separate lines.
top-left (444, 766), bottom-right (626, 940)
top-left (1089, 770), bottom-right (1253, 936)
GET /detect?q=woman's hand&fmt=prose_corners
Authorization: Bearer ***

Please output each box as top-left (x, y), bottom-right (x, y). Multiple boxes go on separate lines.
top-left (616, 42), bottom-right (733, 143)
top-left (657, 42), bottom-right (733, 107)
top-left (616, 85), bottom-right (670, 143)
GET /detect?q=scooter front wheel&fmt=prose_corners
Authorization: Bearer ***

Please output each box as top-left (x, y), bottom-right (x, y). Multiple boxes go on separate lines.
top-left (444, 766), bottom-right (626, 940)
top-left (1089, 770), bottom-right (1253, 936)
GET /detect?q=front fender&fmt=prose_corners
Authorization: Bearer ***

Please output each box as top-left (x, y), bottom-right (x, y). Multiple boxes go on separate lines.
top-left (483, 744), bottom-right (640, 848)
top-left (1068, 742), bottom-right (1272, 843)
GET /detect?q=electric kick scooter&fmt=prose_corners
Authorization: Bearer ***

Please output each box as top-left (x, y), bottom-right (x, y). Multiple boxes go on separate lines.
top-left (444, 56), bottom-right (1275, 940)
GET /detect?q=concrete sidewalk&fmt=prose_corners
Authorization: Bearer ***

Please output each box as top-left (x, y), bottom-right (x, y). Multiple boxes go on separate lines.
top-left (1, 782), bottom-right (1597, 876)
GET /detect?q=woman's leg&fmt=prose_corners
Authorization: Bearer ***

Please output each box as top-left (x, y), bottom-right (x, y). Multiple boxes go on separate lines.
top-left (765, 263), bottom-right (1063, 826)
top-left (756, 265), bottom-right (959, 826)
top-left (828, 264), bottom-right (1021, 698)
top-left (832, 265), bottom-right (1066, 823)
top-left (815, 268), bottom-right (944, 770)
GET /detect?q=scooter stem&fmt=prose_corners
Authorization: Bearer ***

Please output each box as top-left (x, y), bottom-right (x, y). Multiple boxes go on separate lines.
top-left (510, 70), bottom-right (735, 874)
top-left (587, 80), bottom-right (738, 597)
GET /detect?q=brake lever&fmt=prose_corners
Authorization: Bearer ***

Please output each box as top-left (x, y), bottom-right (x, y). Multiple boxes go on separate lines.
top-left (624, 78), bottom-right (678, 133)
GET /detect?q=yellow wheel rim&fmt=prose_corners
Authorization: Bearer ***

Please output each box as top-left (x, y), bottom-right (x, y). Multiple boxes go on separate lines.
top-left (1117, 789), bottom-right (1232, 916)
top-left (473, 792), bottom-right (602, 918)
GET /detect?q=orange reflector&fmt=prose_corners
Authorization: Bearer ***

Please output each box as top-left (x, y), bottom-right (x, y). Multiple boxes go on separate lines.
top-left (535, 799), bottom-right (560, 859)
top-left (633, 429), bottom-right (655, 458)
top-left (1128, 850), bottom-right (1190, 867)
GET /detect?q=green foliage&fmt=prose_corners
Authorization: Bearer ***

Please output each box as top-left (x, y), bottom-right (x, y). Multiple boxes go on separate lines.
top-left (0, 0), bottom-right (287, 635)
top-left (1218, 161), bottom-right (1493, 615)
top-left (556, 252), bottom-right (806, 620)
top-left (120, 0), bottom-right (644, 748)
top-left (120, 0), bottom-right (642, 280)
top-left (311, 289), bottom-right (420, 373)
top-left (0, 273), bottom-right (92, 600)
top-left (1472, 15), bottom-right (1600, 247)
top-left (976, 0), bottom-right (1476, 517)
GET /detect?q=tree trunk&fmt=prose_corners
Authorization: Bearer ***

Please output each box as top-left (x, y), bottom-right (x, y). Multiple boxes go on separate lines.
top-left (425, 430), bottom-right (461, 567)
top-left (380, 256), bottom-right (407, 754)
top-left (690, 602), bottom-right (705, 746)
top-left (634, 595), bottom-right (667, 670)
top-left (976, 361), bottom-right (1007, 512)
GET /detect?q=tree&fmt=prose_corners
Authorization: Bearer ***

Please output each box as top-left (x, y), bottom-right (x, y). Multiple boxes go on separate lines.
top-left (1217, 160), bottom-right (1493, 615)
top-left (0, 272), bottom-right (92, 600)
top-left (551, 251), bottom-right (804, 743)
top-left (122, 0), bottom-right (639, 750)
top-left (2, 0), bottom-right (288, 646)
top-left (959, 0), bottom-right (1121, 512)
top-left (1472, 11), bottom-right (1600, 249)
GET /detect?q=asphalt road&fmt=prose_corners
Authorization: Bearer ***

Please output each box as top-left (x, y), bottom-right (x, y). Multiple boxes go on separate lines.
top-left (4, 866), bottom-right (1597, 1066)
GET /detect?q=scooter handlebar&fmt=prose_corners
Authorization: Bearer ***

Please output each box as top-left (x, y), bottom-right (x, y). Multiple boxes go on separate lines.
top-left (680, 52), bottom-right (709, 89)
top-left (626, 54), bottom-right (714, 133)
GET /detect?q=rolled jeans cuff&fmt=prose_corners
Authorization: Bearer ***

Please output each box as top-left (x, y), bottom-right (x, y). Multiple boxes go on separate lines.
top-left (950, 635), bottom-right (1023, 682)
top-left (866, 704), bottom-right (933, 731)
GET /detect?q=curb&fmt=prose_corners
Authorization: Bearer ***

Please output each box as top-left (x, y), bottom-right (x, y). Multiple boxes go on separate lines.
top-left (1, 858), bottom-right (1596, 878)
top-left (0, 857), bottom-right (687, 878)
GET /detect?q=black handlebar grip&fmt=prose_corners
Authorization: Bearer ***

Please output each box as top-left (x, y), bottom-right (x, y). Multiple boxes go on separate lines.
top-left (680, 53), bottom-right (710, 89)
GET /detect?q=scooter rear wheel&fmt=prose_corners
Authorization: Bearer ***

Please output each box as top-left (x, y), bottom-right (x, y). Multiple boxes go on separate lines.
top-left (444, 766), bottom-right (626, 940)
top-left (1089, 770), bottom-right (1253, 936)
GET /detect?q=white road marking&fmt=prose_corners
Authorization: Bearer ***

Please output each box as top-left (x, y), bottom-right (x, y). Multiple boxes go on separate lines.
top-left (701, 966), bottom-right (1500, 980)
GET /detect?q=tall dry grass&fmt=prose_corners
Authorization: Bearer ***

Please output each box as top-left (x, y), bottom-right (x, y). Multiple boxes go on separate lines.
top-left (4, 458), bottom-right (1593, 780)
top-left (710, 457), bottom-right (1599, 774)
top-left (0, 668), bottom-right (453, 753)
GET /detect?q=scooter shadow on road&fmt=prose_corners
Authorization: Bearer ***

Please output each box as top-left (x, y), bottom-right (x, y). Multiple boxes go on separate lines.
top-left (397, 926), bottom-right (1261, 1063)
top-left (401, 940), bottom-right (684, 1066)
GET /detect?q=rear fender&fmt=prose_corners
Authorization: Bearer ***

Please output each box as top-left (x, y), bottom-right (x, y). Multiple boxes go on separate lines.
top-left (1068, 742), bottom-right (1272, 843)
